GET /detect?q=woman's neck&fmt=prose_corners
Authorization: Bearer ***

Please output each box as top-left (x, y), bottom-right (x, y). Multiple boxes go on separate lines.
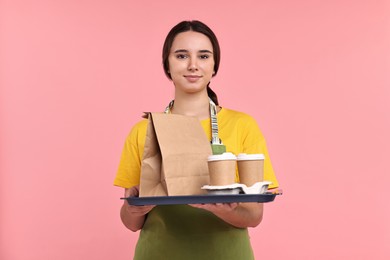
top-left (171, 91), bottom-right (210, 120)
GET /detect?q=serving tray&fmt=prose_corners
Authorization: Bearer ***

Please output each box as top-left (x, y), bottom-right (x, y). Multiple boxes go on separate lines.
top-left (121, 190), bottom-right (282, 206)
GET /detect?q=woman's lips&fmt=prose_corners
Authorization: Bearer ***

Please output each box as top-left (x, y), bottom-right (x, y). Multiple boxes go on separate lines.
top-left (184, 75), bottom-right (202, 82)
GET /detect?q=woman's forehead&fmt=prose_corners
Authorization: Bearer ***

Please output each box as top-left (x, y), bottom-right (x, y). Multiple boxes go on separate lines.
top-left (171, 31), bottom-right (213, 52)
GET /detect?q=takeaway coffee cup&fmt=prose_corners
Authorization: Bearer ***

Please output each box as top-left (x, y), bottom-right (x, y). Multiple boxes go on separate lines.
top-left (207, 152), bottom-right (237, 186)
top-left (237, 153), bottom-right (265, 186)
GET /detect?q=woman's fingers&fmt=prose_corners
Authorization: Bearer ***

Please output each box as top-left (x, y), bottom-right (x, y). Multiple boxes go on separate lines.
top-left (125, 186), bottom-right (140, 197)
top-left (189, 202), bottom-right (239, 213)
top-left (126, 204), bottom-right (155, 216)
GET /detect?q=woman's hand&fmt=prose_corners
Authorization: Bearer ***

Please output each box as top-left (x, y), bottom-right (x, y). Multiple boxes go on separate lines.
top-left (189, 203), bottom-right (239, 214)
top-left (123, 186), bottom-right (155, 217)
top-left (120, 186), bottom-right (155, 231)
top-left (189, 202), bottom-right (263, 228)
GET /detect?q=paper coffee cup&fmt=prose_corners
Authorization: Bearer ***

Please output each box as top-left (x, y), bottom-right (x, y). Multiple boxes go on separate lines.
top-left (237, 153), bottom-right (265, 186)
top-left (208, 152), bottom-right (237, 186)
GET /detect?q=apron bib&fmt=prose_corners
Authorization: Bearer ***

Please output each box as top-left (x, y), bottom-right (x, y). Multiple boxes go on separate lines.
top-left (134, 205), bottom-right (254, 260)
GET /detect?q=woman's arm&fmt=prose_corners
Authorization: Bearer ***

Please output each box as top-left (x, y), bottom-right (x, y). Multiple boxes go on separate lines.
top-left (190, 202), bottom-right (263, 228)
top-left (120, 186), bottom-right (155, 232)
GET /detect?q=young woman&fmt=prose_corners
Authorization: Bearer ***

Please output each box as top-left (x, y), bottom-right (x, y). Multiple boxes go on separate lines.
top-left (114, 20), bottom-right (279, 259)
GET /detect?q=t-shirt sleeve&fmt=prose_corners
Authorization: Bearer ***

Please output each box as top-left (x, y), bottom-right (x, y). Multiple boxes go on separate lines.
top-left (241, 116), bottom-right (279, 189)
top-left (113, 121), bottom-right (146, 188)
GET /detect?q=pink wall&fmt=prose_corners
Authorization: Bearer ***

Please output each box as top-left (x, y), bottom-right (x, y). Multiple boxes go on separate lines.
top-left (1, 0), bottom-right (389, 259)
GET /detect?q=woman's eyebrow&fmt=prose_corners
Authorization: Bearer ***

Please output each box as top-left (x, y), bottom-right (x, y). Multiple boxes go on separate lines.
top-left (173, 49), bottom-right (213, 54)
top-left (174, 49), bottom-right (189, 53)
top-left (198, 50), bottom-right (213, 54)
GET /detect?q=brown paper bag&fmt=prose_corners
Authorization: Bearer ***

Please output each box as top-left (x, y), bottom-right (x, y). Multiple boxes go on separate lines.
top-left (139, 113), bottom-right (212, 197)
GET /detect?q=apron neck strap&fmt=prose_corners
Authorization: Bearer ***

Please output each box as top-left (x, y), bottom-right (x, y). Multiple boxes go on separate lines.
top-left (209, 99), bottom-right (221, 145)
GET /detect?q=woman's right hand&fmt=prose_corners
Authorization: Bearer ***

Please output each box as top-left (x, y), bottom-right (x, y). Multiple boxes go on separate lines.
top-left (121, 186), bottom-right (155, 231)
top-left (123, 186), bottom-right (155, 217)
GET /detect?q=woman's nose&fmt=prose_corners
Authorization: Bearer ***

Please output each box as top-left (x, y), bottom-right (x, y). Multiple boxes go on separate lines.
top-left (187, 57), bottom-right (198, 71)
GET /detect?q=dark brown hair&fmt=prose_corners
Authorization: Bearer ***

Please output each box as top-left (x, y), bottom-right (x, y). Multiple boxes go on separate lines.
top-left (162, 20), bottom-right (220, 105)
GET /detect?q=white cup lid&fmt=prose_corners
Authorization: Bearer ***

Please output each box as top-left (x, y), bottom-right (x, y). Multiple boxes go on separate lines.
top-left (237, 153), bottom-right (265, 161)
top-left (208, 152), bottom-right (237, 161)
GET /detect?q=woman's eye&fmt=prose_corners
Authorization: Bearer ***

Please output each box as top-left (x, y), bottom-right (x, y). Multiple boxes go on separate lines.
top-left (200, 55), bottom-right (210, 59)
top-left (176, 54), bottom-right (187, 59)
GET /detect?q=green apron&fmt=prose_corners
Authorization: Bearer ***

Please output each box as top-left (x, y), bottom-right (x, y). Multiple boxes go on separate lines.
top-left (134, 205), bottom-right (254, 259)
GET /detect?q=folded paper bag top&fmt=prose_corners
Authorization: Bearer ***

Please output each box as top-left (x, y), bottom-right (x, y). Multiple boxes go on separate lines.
top-left (139, 113), bottom-right (212, 197)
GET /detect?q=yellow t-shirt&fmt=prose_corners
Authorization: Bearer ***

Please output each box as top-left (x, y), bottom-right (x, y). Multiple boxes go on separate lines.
top-left (114, 108), bottom-right (279, 189)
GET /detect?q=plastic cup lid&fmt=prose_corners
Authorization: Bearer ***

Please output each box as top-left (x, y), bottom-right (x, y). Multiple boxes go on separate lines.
top-left (237, 153), bottom-right (265, 161)
top-left (208, 152), bottom-right (237, 161)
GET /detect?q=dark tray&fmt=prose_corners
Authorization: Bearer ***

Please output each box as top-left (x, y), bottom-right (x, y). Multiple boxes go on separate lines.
top-left (121, 191), bottom-right (282, 206)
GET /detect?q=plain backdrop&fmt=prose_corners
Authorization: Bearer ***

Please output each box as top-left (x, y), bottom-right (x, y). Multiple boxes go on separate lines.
top-left (1, 0), bottom-right (389, 259)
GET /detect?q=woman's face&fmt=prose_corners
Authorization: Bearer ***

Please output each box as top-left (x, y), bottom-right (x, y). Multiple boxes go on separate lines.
top-left (168, 31), bottom-right (215, 95)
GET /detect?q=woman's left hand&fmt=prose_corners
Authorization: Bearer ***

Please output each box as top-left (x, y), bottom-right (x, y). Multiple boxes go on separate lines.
top-left (189, 202), bottom-right (263, 228)
top-left (189, 203), bottom-right (239, 214)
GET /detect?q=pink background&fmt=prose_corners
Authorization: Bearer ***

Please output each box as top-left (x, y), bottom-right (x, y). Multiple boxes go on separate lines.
top-left (1, 0), bottom-right (389, 259)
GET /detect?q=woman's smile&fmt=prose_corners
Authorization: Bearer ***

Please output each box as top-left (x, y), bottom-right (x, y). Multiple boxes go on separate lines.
top-left (184, 75), bottom-right (202, 82)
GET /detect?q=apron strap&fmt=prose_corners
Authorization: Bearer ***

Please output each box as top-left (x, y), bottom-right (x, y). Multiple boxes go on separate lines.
top-left (209, 99), bottom-right (222, 145)
top-left (164, 100), bottom-right (175, 114)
